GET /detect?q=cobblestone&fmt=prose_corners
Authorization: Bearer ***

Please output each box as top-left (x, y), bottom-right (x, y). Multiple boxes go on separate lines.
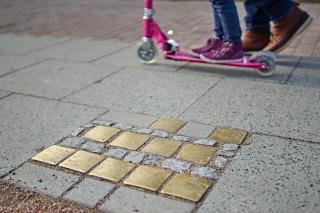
top-left (171, 135), bottom-right (191, 142)
top-left (143, 154), bottom-right (165, 166)
top-left (104, 148), bottom-right (128, 159)
top-left (218, 150), bottom-right (237, 157)
top-left (191, 167), bottom-right (219, 181)
top-left (81, 141), bottom-right (105, 153)
top-left (60, 137), bottom-right (86, 148)
top-left (162, 159), bottom-right (192, 172)
top-left (84, 123), bottom-right (95, 128)
top-left (113, 123), bottom-right (133, 130)
top-left (71, 128), bottom-right (85, 137)
top-left (131, 127), bottom-right (153, 134)
top-left (124, 151), bottom-right (146, 164)
top-left (194, 139), bottom-right (217, 146)
top-left (222, 144), bottom-right (240, 151)
top-left (151, 130), bottom-right (169, 138)
top-left (214, 156), bottom-right (228, 168)
top-left (92, 120), bottom-right (113, 126)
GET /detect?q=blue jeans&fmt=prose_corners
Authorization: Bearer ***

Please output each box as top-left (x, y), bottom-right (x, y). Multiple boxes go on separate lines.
top-left (244, 0), bottom-right (294, 32)
top-left (210, 0), bottom-right (241, 43)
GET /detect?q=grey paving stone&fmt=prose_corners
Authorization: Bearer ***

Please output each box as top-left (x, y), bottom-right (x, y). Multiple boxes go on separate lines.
top-left (71, 127), bottom-right (85, 137)
top-left (81, 141), bottom-right (105, 153)
top-left (0, 34), bottom-right (69, 54)
top-left (124, 151), bottom-right (146, 164)
top-left (181, 78), bottom-right (320, 143)
top-left (100, 187), bottom-right (194, 213)
top-left (0, 54), bottom-right (44, 77)
top-left (222, 144), bottom-right (240, 151)
top-left (64, 178), bottom-right (115, 208)
top-left (65, 67), bottom-right (220, 117)
top-left (99, 110), bottom-right (157, 127)
top-left (177, 122), bottom-right (214, 139)
top-left (30, 39), bottom-right (130, 62)
top-left (151, 130), bottom-right (169, 138)
top-left (162, 159), bottom-right (192, 172)
top-left (143, 154), bottom-right (165, 166)
top-left (288, 57), bottom-right (320, 88)
top-left (92, 120), bottom-right (113, 126)
top-left (60, 137), bottom-right (86, 148)
top-left (0, 60), bottom-right (121, 99)
top-left (191, 167), bottom-right (219, 180)
top-left (171, 135), bottom-right (191, 142)
top-left (113, 123), bottom-right (133, 130)
top-left (131, 127), bottom-right (153, 134)
top-left (93, 45), bottom-right (188, 72)
top-left (104, 148), bottom-right (127, 159)
top-left (198, 135), bottom-right (320, 213)
top-left (0, 90), bottom-right (10, 99)
top-left (194, 139), bottom-right (217, 146)
top-left (4, 162), bottom-right (79, 198)
top-left (178, 54), bottom-right (298, 84)
top-left (0, 94), bottom-right (104, 176)
top-left (217, 150), bottom-right (236, 157)
top-left (214, 156), bottom-right (228, 168)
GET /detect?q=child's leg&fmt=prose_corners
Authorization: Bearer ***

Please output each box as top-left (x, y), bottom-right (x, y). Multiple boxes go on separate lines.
top-left (200, 0), bottom-right (244, 63)
top-left (211, 1), bottom-right (223, 40)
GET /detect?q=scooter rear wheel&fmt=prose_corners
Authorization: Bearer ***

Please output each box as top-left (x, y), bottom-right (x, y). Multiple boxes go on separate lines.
top-left (137, 40), bottom-right (158, 64)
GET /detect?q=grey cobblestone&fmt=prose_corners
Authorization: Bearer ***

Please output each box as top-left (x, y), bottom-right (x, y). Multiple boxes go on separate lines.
top-left (194, 139), bottom-right (217, 146)
top-left (151, 130), bottom-right (169, 138)
top-left (71, 128), bottom-right (85, 137)
top-left (84, 123), bottom-right (95, 128)
top-left (214, 156), bottom-right (228, 168)
top-left (222, 144), bottom-right (240, 151)
top-left (113, 123), bottom-right (133, 130)
top-left (162, 159), bottom-right (192, 172)
top-left (92, 120), bottom-right (113, 126)
top-left (81, 141), bottom-right (105, 153)
top-left (171, 135), bottom-right (191, 142)
top-left (104, 148), bottom-right (128, 159)
top-left (124, 151), bottom-right (146, 164)
top-left (131, 127), bottom-right (153, 134)
top-left (61, 137), bottom-right (86, 148)
top-left (218, 150), bottom-right (237, 157)
top-left (143, 154), bottom-right (165, 166)
top-left (191, 167), bottom-right (219, 180)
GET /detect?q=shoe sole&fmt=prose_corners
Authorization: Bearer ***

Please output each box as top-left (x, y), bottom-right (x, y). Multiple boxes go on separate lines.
top-left (200, 55), bottom-right (244, 63)
top-left (272, 13), bottom-right (313, 53)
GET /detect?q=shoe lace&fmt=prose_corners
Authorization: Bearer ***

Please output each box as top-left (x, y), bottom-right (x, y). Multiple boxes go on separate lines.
top-left (216, 42), bottom-right (233, 56)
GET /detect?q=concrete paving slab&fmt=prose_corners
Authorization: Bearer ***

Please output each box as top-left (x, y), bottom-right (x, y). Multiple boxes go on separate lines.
top-left (0, 90), bottom-right (10, 99)
top-left (0, 53), bottom-right (45, 77)
top-left (0, 94), bottom-right (105, 176)
top-left (99, 110), bottom-right (157, 127)
top-left (93, 45), bottom-right (188, 72)
top-left (0, 60), bottom-right (121, 99)
top-left (29, 39), bottom-right (130, 62)
top-left (0, 34), bottom-right (69, 54)
top-left (178, 55), bottom-right (299, 84)
top-left (100, 187), bottom-right (195, 213)
top-left (198, 135), bottom-right (320, 213)
top-left (65, 67), bottom-right (220, 117)
top-left (63, 178), bottom-right (115, 208)
top-left (4, 162), bottom-right (79, 198)
top-left (181, 78), bottom-right (320, 143)
top-left (288, 57), bottom-right (320, 88)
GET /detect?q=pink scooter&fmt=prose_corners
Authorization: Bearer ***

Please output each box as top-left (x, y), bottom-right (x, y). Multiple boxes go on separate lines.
top-left (137, 0), bottom-right (276, 76)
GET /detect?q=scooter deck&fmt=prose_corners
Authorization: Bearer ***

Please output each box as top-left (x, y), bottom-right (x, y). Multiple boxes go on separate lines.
top-left (165, 51), bottom-right (266, 70)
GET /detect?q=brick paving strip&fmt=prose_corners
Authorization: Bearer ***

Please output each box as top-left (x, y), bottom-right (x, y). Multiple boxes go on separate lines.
top-left (2, 110), bottom-right (252, 212)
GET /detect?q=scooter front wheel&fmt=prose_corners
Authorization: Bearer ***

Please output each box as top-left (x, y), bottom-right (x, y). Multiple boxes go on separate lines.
top-left (137, 40), bottom-right (158, 64)
top-left (250, 51), bottom-right (276, 76)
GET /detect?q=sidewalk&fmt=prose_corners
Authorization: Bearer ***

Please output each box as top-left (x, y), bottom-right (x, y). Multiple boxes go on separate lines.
top-left (0, 0), bottom-right (319, 212)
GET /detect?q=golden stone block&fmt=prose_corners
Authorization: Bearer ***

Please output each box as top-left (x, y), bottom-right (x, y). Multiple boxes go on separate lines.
top-left (32, 145), bottom-right (76, 165)
top-left (89, 158), bottom-right (135, 182)
top-left (124, 165), bottom-right (172, 191)
top-left (177, 144), bottom-right (215, 165)
top-left (210, 127), bottom-right (247, 144)
top-left (110, 132), bottom-right (150, 150)
top-left (142, 138), bottom-right (182, 157)
top-left (59, 151), bottom-right (105, 173)
top-left (161, 173), bottom-right (212, 202)
top-left (150, 118), bottom-right (187, 133)
top-left (84, 125), bottom-right (120, 143)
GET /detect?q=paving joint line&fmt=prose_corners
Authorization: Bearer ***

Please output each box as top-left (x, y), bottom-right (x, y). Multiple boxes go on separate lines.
top-left (0, 92), bottom-right (13, 101)
top-left (283, 56), bottom-right (303, 84)
top-left (253, 131), bottom-right (320, 145)
top-left (23, 37), bottom-right (73, 55)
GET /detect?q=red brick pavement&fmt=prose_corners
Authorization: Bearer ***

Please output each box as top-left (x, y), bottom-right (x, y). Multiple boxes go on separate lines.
top-left (0, 0), bottom-right (319, 57)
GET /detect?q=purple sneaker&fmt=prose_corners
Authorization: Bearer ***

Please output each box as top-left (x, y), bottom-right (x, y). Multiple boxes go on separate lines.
top-left (200, 42), bottom-right (244, 63)
top-left (191, 37), bottom-right (223, 56)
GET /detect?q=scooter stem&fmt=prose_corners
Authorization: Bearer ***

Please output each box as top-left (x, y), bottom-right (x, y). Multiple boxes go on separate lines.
top-left (143, 0), bottom-right (153, 39)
